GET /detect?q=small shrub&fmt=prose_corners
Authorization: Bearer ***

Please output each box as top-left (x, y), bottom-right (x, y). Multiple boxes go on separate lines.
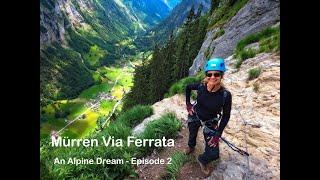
top-left (253, 82), bottom-right (259, 92)
top-left (167, 72), bottom-right (205, 97)
top-left (235, 26), bottom-right (280, 66)
top-left (166, 151), bottom-right (190, 180)
top-left (54, 110), bottom-right (67, 118)
top-left (258, 33), bottom-right (280, 53)
top-left (234, 59), bottom-right (243, 69)
top-left (209, 0), bottom-right (249, 28)
top-left (213, 29), bottom-right (225, 39)
top-left (104, 121), bottom-right (132, 139)
top-left (136, 113), bottom-right (182, 157)
top-left (248, 67), bottom-right (261, 80)
top-left (117, 105), bottom-right (153, 127)
top-left (96, 116), bottom-right (105, 131)
top-left (239, 48), bottom-right (256, 61)
top-left (204, 48), bottom-right (210, 59)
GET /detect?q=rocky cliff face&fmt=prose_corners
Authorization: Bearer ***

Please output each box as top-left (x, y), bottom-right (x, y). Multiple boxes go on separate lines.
top-left (40, 0), bottom-right (67, 44)
top-left (189, 0), bottom-right (280, 75)
top-left (40, 0), bottom-right (144, 45)
top-left (211, 52), bottom-right (280, 179)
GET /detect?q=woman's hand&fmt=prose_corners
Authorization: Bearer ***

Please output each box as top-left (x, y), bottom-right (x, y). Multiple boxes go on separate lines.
top-left (186, 102), bottom-right (194, 115)
top-left (208, 136), bottom-right (220, 147)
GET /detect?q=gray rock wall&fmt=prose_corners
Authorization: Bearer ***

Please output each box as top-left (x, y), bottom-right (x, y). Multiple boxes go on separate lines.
top-left (189, 0), bottom-right (279, 75)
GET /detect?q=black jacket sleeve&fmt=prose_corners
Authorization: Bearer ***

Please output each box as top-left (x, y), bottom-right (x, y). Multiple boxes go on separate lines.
top-left (185, 83), bottom-right (200, 105)
top-left (217, 91), bottom-right (232, 136)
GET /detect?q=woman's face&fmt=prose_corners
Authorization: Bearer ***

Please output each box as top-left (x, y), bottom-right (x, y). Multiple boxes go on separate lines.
top-left (206, 70), bottom-right (223, 86)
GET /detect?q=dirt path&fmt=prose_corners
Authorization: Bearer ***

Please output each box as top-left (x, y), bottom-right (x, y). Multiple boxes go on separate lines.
top-left (134, 94), bottom-right (210, 179)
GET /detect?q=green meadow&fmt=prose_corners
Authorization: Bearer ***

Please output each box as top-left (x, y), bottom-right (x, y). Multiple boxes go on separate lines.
top-left (40, 63), bottom-right (134, 139)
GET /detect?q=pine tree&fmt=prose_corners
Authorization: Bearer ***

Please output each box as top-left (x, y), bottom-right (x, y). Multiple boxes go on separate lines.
top-left (195, 3), bottom-right (203, 19)
top-left (123, 56), bottom-right (151, 110)
top-left (148, 44), bottom-right (164, 103)
top-left (185, 5), bottom-right (195, 26)
top-left (163, 32), bottom-right (176, 85)
top-left (210, 0), bottom-right (220, 14)
top-left (227, 0), bottom-right (237, 6)
top-left (173, 31), bottom-right (188, 81)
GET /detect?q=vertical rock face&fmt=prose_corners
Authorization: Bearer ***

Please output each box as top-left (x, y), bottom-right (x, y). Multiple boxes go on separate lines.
top-left (189, 0), bottom-right (280, 75)
top-left (40, 0), bottom-right (66, 44)
top-left (210, 52), bottom-right (280, 179)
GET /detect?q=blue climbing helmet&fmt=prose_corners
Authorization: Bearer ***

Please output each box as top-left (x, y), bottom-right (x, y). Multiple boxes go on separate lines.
top-left (204, 57), bottom-right (226, 73)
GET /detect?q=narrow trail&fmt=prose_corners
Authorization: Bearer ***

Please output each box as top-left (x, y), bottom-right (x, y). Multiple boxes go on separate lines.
top-left (134, 94), bottom-right (214, 179)
top-left (134, 53), bottom-right (280, 179)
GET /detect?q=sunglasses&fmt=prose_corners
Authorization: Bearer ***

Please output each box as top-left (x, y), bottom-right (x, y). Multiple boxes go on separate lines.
top-left (206, 72), bottom-right (222, 77)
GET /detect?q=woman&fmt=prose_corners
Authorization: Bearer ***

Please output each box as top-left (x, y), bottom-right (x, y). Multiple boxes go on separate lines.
top-left (185, 57), bottom-right (232, 175)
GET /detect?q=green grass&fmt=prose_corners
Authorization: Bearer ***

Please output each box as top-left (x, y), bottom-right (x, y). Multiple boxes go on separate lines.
top-left (40, 119), bottom-right (65, 138)
top-left (60, 100), bottom-right (86, 119)
top-left (41, 63), bottom-right (135, 139)
top-left (236, 27), bottom-right (279, 53)
top-left (118, 72), bottom-right (133, 88)
top-left (258, 32), bottom-right (280, 53)
top-left (40, 104), bottom-right (157, 179)
top-left (136, 113), bottom-right (182, 157)
top-left (234, 26), bottom-right (280, 68)
top-left (213, 28), bottom-right (225, 39)
top-left (93, 65), bottom-right (133, 85)
top-left (248, 67), bottom-right (262, 80)
top-left (234, 48), bottom-right (256, 68)
top-left (100, 100), bottom-right (115, 110)
top-left (117, 105), bottom-right (153, 128)
top-left (103, 67), bottom-right (121, 81)
top-left (209, 0), bottom-right (249, 29)
top-left (92, 71), bottom-right (102, 83)
top-left (165, 72), bottom-right (205, 98)
top-left (62, 110), bottom-right (99, 138)
top-left (253, 82), bottom-right (259, 92)
top-left (78, 83), bottom-right (110, 99)
top-left (165, 151), bottom-right (190, 180)
top-left (83, 45), bottom-right (107, 68)
top-left (104, 120), bottom-right (132, 139)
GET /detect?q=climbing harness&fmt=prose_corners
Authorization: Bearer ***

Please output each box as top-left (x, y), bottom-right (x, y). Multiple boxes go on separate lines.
top-left (203, 124), bottom-right (249, 156)
top-left (189, 87), bottom-right (249, 157)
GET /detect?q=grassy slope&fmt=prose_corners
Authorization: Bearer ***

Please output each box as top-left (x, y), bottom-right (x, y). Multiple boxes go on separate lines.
top-left (234, 25), bottom-right (280, 68)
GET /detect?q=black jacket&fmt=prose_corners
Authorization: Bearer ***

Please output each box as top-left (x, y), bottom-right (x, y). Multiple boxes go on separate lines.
top-left (185, 83), bottom-right (232, 136)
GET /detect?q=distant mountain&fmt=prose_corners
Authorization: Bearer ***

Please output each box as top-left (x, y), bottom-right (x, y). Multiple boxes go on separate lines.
top-left (135, 0), bottom-right (210, 49)
top-left (162, 0), bottom-right (182, 10)
top-left (123, 0), bottom-right (173, 28)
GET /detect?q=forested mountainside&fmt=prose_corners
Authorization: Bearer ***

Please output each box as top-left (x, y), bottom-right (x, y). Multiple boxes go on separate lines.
top-left (125, 0), bottom-right (279, 110)
top-left (123, 0), bottom-right (171, 28)
top-left (135, 0), bottom-right (210, 50)
top-left (40, 0), bottom-right (178, 105)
